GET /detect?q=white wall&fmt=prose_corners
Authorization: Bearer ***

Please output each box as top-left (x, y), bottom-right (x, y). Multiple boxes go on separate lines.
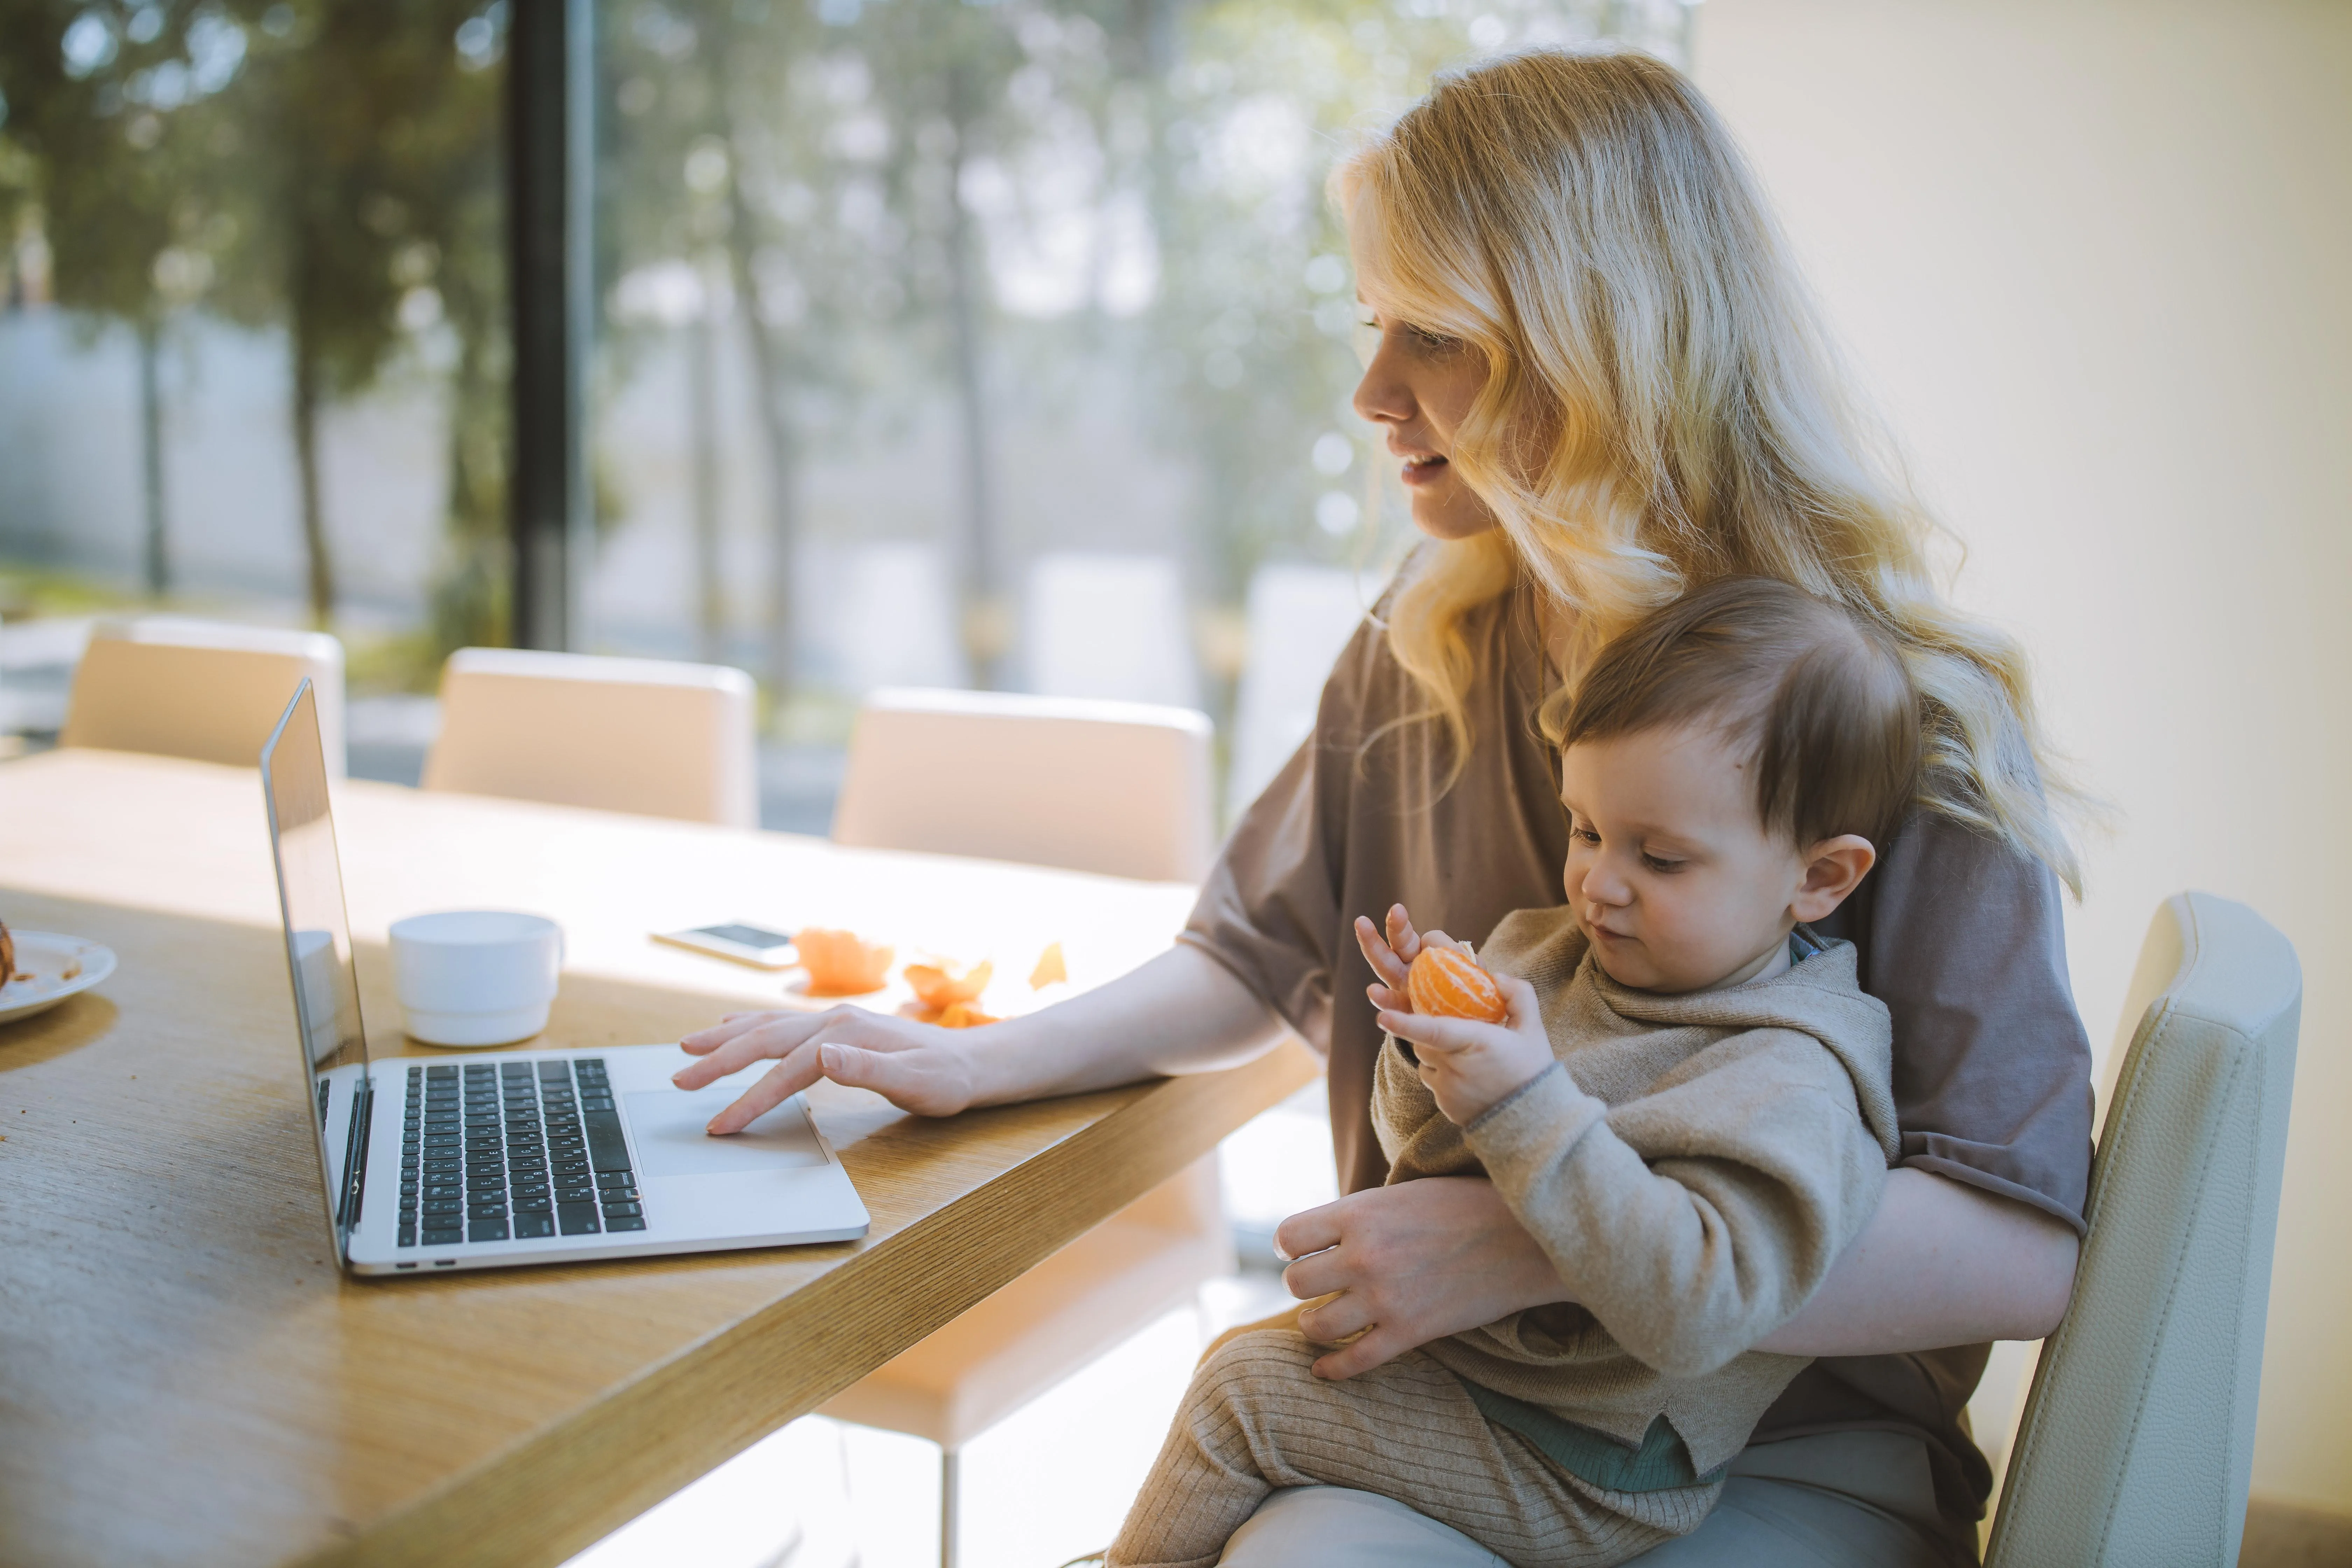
top-left (1697, 0), bottom-right (2352, 1513)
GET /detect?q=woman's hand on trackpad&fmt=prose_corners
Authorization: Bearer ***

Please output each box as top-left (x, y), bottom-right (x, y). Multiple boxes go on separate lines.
top-left (1273, 1176), bottom-right (1574, 1380)
top-left (675, 1007), bottom-right (977, 1132)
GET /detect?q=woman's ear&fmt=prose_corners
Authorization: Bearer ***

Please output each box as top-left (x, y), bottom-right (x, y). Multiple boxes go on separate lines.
top-left (1790, 834), bottom-right (1877, 923)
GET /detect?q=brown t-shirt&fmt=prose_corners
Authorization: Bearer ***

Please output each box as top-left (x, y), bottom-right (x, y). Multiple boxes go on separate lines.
top-left (1179, 576), bottom-right (2095, 1524)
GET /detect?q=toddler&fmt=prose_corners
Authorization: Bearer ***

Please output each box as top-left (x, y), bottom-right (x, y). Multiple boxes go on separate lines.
top-left (1108, 576), bottom-right (1922, 1567)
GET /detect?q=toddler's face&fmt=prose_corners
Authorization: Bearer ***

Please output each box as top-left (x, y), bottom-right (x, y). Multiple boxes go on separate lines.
top-left (1560, 724), bottom-right (1829, 993)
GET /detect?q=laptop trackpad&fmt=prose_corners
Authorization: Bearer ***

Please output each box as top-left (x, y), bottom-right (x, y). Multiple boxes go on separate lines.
top-left (625, 1087), bottom-right (830, 1176)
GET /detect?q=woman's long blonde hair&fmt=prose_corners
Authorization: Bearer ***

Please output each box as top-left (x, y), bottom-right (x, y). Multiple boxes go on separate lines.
top-left (1334, 48), bottom-right (2082, 890)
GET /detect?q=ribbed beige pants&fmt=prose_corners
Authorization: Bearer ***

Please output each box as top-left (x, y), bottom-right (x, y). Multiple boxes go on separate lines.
top-left (1108, 1330), bottom-right (1720, 1568)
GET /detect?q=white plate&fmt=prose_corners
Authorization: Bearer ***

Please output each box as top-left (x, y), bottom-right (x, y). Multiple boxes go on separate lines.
top-left (0, 932), bottom-right (119, 1026)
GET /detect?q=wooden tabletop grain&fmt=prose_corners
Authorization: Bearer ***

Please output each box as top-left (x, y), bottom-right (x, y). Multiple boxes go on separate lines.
top-left (0, 749), bottom-right (1317, 1568)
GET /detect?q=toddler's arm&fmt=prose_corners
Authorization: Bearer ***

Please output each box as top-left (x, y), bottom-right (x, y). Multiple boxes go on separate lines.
top-left (1461, 1036), bottom-right (1889, 1379)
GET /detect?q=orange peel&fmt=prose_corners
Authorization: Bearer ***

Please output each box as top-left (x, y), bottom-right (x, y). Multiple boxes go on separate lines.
top-left (904, 958), bottom-right (993, 1009)
top-left (797, 928), bottom-right (895, 996)
top-left (1028, 941), bottom-right (1067, 990)
top-left (934, 1001), bottom-right (1000, 1029)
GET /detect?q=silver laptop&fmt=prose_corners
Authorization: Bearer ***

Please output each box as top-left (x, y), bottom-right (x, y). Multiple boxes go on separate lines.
top-left (260, 679), bottom-right (869, 1276)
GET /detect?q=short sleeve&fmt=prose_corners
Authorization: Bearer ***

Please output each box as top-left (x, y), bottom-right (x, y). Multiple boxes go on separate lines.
top-left (1815, 811), bottom-right (2095, 1232)
top-left (1174, 615), bottom-right (1376, 1056)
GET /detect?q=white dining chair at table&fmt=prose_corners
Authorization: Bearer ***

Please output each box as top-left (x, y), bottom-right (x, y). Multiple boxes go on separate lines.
top-left (421, 647), bottom-right (758, 828)
top-left (60, 615), bottom-right (347, 775)
top-left (832, 686), bottom-right (1216, 883)
top-left (822, 683), bottom-right (1233, 1567)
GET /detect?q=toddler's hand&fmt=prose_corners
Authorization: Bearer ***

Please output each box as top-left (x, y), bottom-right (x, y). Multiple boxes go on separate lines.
top-left (1378, 971), bottom-right (1552, 1126)
top-left (1354, 904), bottom-right (1471, 1016)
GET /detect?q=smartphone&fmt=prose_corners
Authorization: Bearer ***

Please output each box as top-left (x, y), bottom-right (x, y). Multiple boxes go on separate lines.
top-left (653, 922), bottom-right (800, 969)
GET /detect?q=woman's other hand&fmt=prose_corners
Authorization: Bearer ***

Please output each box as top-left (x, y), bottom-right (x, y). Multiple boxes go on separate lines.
top-left (1272, 1176), bottom-right (1573, 1380)
top-left (676, 1007), bottom-right (978, 1130)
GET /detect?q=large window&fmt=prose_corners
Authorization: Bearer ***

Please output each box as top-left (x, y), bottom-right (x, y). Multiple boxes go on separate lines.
top-left (0, 0), bottom-right (507, 761)
top-left (0, 0), bottom-right (1689, 816)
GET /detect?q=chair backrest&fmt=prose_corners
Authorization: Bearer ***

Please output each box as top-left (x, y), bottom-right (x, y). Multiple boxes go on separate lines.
top-left (832, 686), bottom-right (1214, 882)
top-left (1985, 891), bottom-right (2301, 1568)
top-left (1022, 552), bottom-right (1200, 709)
top-left (61, 616), bottom-right (347, 776)
top-left (421, 647), bottom-right (758, 828)
top-left (1225, 563), bottom-right (1370, 822)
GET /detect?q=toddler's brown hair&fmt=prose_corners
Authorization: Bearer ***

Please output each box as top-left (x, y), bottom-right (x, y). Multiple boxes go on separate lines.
top-left (1560, 577), bottom-right (1923, 850)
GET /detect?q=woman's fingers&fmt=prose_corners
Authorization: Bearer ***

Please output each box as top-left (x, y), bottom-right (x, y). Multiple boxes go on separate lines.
top-left (1310, 1322), bottom-right (1418, 1381)
top-left (1280, 1242), bottom-right (1354, 1301)
top-left (1294, 1288), bottom-right (1374, 1345)
top-left (679, 1009), bottom-right (790, 1057)
top-left (704, 1044), bottom-right (823, 1134)
top-left (673, 1013), bottom-right (822, 1087)
top-left (1272, 1197), bottom-right (1348, 1262)
top-left (689, 1006), bottom-right (980, 1129)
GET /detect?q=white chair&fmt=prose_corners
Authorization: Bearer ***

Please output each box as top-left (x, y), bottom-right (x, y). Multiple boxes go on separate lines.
top-left (422, 648), bottom-right (757, 828)
top-left (1224, 564), bottom-right (1371, 821)
top-left (832, 687), bottom-right (1215, 883)
top-left (825, 682), bottom-right (1230, 1566)
top-left (1985, 891), bottom-right (2302, 1567)
top-left (835, 541), bottom-right (968, 694)
top-left (60, 615), bottom-right (346, 774)
top-left (1022, 552), bottom-right (1200, 710)
top-left (819, 1159), bottom-right (1232, 1565)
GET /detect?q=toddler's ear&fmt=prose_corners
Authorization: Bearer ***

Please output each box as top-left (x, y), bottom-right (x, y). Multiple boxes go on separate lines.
top-left (1792, 834), bottom-right (1877, 922)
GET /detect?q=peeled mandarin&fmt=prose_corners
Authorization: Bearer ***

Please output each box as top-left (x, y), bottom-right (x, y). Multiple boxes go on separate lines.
top-left (1406, 945), bottom-right (1507, 1023)
top-left (798, 928), bottom-right (896, 996)
top-left (904, 958), bottom-right (993, 1008)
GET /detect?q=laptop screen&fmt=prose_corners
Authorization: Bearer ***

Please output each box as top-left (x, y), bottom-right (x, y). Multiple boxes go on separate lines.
top-left (260, 680), bottom-right (372, 1264)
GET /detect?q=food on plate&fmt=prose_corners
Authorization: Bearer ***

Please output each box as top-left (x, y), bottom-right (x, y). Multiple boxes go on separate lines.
top-left (1406, 944), bottom-right (1508, 1023)
top-left (796, 928), bottom-right (895, 996)
top-left (1028, 941), bottom-right (1067, 990)
top-left (903, 958), bottom-right (992, 1009)
top-left (0, 918), bottom-right (13, 986)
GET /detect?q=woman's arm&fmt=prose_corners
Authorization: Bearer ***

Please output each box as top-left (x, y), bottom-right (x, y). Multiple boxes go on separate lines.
top-left (1751, 1167), bottom-right (2079, 1354)
top-left (1272, 1167), bottom-right (2077, 1380)
top-left (674, 944), bottom-right (1290, 1132)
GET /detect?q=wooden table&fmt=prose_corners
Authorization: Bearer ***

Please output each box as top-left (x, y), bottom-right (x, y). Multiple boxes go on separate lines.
top-left (0, 749), bottom-right (1317, 1568)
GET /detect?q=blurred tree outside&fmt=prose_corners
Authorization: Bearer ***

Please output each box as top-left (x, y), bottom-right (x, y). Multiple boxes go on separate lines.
top-left (593, 0), bottom-right (1691, 718)
top-left (0, 0), bottom-right (268, 599)
top-left (0, 0), bottom-right (507, 659)
top-left (3, 0), bottom-right (1689, 728)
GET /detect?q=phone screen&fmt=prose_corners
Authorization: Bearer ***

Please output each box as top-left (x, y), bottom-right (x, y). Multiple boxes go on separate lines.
top-left (693, 923), bottom-right (794, 949)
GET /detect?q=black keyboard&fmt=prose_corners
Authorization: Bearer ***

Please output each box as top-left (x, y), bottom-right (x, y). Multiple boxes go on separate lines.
top-left (396, 1057), bottom-right (644, 1249)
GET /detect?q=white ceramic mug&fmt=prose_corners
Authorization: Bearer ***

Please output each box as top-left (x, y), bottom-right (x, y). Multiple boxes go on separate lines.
top-left (388, 911), bottom-right (564, 1048)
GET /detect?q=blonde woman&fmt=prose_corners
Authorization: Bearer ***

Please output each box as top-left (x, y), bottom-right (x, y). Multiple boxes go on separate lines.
top-left (681, 48), bottom-right (2089, 1567)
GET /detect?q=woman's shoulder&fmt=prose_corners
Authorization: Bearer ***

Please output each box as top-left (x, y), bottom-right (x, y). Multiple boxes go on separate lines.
top-left (1871, 806), bottom-right (2070, 928)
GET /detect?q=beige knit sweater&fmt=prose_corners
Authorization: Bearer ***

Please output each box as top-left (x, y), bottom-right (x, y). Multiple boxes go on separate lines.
top-left (1377, 905), bottom-right (1902, 1477)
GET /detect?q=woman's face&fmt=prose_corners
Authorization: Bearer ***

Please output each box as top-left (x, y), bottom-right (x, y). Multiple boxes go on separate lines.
top-left (1351, 279), bottom-right (1498, 542)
